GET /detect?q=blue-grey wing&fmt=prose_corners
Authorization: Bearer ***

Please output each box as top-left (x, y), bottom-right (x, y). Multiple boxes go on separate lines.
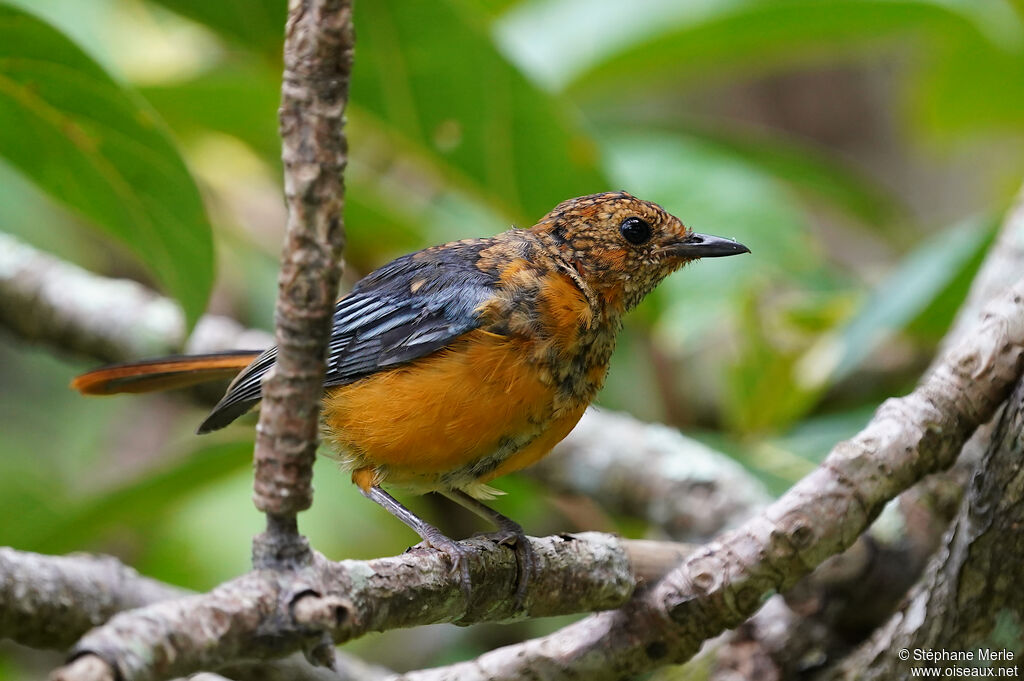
top-left (197, 240), bottom-right (499, 433)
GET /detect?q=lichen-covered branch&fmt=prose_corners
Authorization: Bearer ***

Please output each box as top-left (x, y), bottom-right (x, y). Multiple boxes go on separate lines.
top-left (251, 0), bottom-right (353, 562)
top-left (0, 548), bottom-right (386, 681)
top-left (49, 533), bottom-right (688, 681)
top-left (820, 374), bottom-right (1024, 680)
top-left (392, 277), bottom-right (1024, 681)
top-left (0, 548), bottom-right (187, 650)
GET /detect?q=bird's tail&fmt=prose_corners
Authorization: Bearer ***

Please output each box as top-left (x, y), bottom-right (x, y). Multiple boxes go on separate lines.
top-left (71, 351), bottom-right (264, 396)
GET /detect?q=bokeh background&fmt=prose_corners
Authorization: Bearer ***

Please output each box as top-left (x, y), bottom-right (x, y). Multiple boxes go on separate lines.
top-left (2, 0), bottom-right (1023, 676)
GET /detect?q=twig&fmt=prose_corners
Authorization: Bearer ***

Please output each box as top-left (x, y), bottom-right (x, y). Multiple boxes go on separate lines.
top-left (252, 0), bottom-right (353, 566)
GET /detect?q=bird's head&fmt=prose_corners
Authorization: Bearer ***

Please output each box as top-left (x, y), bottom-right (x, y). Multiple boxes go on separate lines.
top-left (532, 191), bottom-right (749, 311)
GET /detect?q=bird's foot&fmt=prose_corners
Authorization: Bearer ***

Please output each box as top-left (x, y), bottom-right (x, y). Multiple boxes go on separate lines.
top-left (414, 532), bottom-right (474, 605)
top-left (475, 525), bottom-right (535, 609)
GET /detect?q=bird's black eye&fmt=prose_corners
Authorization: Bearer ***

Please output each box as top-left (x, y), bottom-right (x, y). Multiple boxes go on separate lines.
top-left (620, 217), bottom-right (652, 245)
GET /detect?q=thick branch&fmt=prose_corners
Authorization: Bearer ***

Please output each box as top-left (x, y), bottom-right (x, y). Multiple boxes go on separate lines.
top-left (0, 548), bottom-right (186, 650)
top-left (50, 533), bottom-right (687, 681)
top-left (697, 189), bottom-right (1024, 680)
top-left (0, 548), bottom-right (386, 681)
top-left (252, 0), bottom-right (352, 562)
top-left (821, 375), bottom-right (1024, 679)
top-left (392, 278), bottom-right (1024, 681)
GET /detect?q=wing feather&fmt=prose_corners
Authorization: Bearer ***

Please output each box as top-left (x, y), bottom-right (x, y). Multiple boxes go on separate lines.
top-left (198, 240), bottom-right (499, 433)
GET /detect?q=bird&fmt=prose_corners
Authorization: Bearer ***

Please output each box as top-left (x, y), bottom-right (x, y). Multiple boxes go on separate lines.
top-left (72, 191), bottom-right (749, 598)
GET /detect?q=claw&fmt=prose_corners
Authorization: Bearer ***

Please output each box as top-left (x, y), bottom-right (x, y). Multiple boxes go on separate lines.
top-left (422, 534), bottom-right (474, 604)
top-left (477, 528), bottom-right (535, 609)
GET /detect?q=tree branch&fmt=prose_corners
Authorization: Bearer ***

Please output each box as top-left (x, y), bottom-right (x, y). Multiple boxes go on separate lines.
top-left (530, 409), bottom-right (769, 540)
top-left (820, 376), bottom-right (1024, 679)
top-left (698, 184), bottom-right (1024, 680)
top-left (0, 548), bottom-right (388, 681)
top-left (0, 548), bottom-right (187, 650)
top-left (252, 0), bottom-right (352, 565)
top-left (0, 232), bottom-right (272, 360)
top-left (47, 533), bottom-right (690, 681)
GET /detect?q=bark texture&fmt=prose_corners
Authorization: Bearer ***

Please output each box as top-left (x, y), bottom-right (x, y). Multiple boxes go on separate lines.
top-left (252, 0), bottom-right (353, 563)
top-left (0, 549), bottom-right (385, 681)
top-left (0, 549), bottom-right (187, 650)
top-left (821, 375), bottom-right (1024, 679)
top-left (696, 182), bottom-right (1024, 681)
top-left (49, 533), bottom-right (658, 681)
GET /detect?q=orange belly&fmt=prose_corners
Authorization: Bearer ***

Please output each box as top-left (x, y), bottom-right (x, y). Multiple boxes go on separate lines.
top-left (322, 329), bottom-right (585, 495)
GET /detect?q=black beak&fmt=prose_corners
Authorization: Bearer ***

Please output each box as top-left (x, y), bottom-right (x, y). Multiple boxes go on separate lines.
top-left (667, 232), bottom-right (750, 259)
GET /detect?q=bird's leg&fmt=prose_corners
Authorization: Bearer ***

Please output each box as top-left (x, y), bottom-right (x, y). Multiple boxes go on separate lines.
top-left (442, 489), bottom-right (536, 606)
top-left (360, 485), bottom-right (474, 602)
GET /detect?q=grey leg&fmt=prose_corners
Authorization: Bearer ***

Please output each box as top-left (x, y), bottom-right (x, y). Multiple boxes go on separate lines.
top-left (361, 485), bottom-right (473, 602)
top-left (442, 489), bottom-right (536, 606)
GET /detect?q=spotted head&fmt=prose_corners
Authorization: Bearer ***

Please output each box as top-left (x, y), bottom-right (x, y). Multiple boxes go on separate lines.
top-left (531, 191), bottom-right (749, 311)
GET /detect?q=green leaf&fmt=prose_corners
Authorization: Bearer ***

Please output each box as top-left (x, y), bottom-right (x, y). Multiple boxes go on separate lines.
top-left (143, 0), bottom-right (609, 225)
top-left (796, 216), bottom-right (997, 390)
top-left (140, 63), bottom-right (281, 164)
top-left (0, 3), bottom-right (214, 327)
top-left (31, 440), bottom-right (252, 555)
top-left (550, 0), bottom-right (996, 96)
top-left (668, 125), bottom-right (909, 235)
top-left (350, 0), bottom-right (608, 222)
top-left (911, 31), bottom-right (1024, 137)
top-left (146, 0), bottom-right (285, 55)
top-left (601, 129), bottom-right (822, 345)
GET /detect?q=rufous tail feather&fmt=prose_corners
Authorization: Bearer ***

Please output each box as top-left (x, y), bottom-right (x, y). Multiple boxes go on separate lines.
top-left (71, 351), bottom-right (263, 396)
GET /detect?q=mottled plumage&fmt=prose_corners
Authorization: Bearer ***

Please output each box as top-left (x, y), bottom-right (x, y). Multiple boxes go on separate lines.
top-left (72, 191), bottom-right (748, 594)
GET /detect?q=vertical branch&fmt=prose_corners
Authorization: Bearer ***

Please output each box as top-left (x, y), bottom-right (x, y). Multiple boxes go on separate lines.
top-left (252, 0), bottom-right (354, 568)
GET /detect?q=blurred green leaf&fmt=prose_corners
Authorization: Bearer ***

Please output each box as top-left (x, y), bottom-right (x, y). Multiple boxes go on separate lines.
top-left (602, 129), bottom-right (822, 345)
top-left (140, 0), bottom-right (609, 223)
top-left (797, 215), bottom-right (997, 390)
top-left (351, 0), bottom-right (607, 222)
top-left (32, 440), bottom-right (251, 555)
top-left (725, 216), bottom-right (994, 433)
top-left (140, 63), bottom-right (281, 163)
top-left (147, 0), bottom-right (285, 55)
top-left (724, 290), bottom-right (820, 433)
top-left (907, 219), bottom-right (997, 341)
top-left (0, 3), bottom-right (214, 327)
top-left (561, 0), bottom-right (999, 97)
top-left (676, 125), bottom-right (910, 234)
top-left (912, 31), bottom-right (1024, 137)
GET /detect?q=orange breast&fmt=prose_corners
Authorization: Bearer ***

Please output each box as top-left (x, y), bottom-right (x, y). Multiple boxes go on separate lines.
top-left (322, 329), bottom-right (576, 491)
